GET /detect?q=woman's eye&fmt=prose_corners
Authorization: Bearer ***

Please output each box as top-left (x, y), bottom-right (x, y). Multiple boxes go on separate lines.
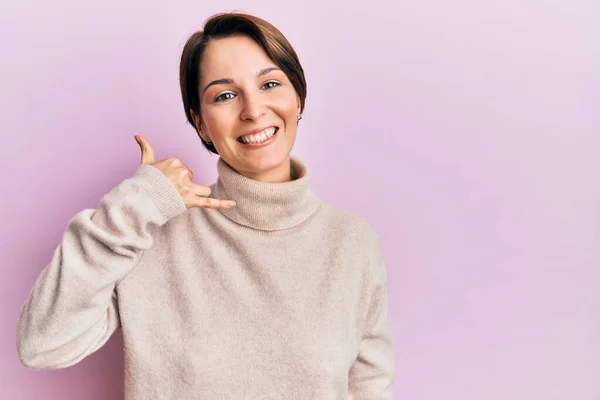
top-left (262, 81), bottom-right (280, 90)
top-left (214, 92), bottom-right (236, 102)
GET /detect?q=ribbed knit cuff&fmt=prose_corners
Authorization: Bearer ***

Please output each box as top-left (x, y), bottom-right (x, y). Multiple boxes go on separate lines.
top-left (132, 165), bottom-right (187, 221)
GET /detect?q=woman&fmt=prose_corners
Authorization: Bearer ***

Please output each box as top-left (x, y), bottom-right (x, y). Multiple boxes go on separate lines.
top-left (16, 12), bottom-right (395, 399)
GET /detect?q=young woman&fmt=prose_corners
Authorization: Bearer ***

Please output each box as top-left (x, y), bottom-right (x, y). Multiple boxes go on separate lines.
top-left (17, 12), bottom-right (395, 399)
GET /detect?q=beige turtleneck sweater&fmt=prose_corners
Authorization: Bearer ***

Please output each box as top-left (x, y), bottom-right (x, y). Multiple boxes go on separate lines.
top-left (16, 157), bottom-right (395, 399)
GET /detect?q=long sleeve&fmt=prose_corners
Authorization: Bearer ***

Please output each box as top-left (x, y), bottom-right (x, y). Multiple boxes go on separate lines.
top-left (349, 238), bottom-right (395, 399)
top-left (16, 165), bottom-right (186, 369)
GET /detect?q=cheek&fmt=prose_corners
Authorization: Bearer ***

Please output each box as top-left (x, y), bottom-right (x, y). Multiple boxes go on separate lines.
top-left (273, 93), bottom-right (300, 120)
top-left (202, 109), bottom-right (236, 138)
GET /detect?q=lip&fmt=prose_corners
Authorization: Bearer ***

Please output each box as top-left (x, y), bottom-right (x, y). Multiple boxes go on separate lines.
top-left (238, 125), bottom-right (278, 139)
top-left (237, 127), bottom-right (279, 148)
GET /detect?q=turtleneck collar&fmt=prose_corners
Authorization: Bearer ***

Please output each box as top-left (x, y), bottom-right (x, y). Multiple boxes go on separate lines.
top-left (211, 156), bottom-right (321, 231)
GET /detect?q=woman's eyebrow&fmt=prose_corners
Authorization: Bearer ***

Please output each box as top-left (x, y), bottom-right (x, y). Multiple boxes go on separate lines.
top-left (202, 78), bottom-right (233, 94)
top-left (202, 67), bottom-right (281, 94)
top-left (257, 67), bottom-right (280, 77)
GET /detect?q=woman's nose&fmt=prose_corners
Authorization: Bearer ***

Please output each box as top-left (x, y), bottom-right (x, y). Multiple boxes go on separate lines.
top-left (240, 92), bottom-right (266, 121)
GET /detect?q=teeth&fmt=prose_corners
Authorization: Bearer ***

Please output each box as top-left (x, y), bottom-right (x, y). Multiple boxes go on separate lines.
top-left (240, 127), bottom-right (276, 144)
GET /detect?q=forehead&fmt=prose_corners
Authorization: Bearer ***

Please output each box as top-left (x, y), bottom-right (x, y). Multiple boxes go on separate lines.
top-left (200, 35), bottom-right (276, 82)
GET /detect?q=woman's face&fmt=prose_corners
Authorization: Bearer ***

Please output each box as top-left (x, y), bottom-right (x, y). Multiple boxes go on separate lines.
top-left (194, 35), bottom-right (301, 183)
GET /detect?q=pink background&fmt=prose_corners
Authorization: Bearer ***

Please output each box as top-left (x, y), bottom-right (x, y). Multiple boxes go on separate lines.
top-left (1, 0), bottom-right (598, 399)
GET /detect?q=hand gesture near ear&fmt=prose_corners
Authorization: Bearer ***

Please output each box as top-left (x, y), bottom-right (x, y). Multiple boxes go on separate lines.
top-left (135, 135), bottom-right (236, 210)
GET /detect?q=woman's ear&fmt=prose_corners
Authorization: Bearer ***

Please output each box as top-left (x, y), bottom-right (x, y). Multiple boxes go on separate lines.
top-left (190, 109), bottom-right (200, 128)
top-left (190, 109), bottom-right (210, 142)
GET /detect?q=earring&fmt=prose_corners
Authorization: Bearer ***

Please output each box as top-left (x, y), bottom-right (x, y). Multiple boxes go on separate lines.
top-left (297, 114), bottom-right (302, 121)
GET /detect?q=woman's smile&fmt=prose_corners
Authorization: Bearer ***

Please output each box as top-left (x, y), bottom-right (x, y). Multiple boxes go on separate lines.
top-left (237, 126), bottom-right (279, 147)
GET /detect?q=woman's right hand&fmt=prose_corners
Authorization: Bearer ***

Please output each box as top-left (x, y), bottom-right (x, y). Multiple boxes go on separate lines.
top-left (135, 135), bottom-right (236, 210)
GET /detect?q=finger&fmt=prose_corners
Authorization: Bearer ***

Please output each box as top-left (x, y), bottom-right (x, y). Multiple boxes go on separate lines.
top-left (190, 183), bottom-right (211, 198)
top-left (189, 196), bottom-right (236, 209)
top-left (179, 167), bottom-right (194, 182)
top-left (135, 135), bottom-right (156, 165)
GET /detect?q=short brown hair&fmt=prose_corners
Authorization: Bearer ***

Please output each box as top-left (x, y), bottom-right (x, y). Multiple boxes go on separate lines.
top-left (179, 12), bottom-right (307, 154)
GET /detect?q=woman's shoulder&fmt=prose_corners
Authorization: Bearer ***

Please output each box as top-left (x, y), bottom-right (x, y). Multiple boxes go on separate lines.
top-left (316, 202), bottom-right (381, 244)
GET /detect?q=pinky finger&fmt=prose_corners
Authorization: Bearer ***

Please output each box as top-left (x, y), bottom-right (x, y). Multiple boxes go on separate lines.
top-left (193, 196), bottom-right (236, 209)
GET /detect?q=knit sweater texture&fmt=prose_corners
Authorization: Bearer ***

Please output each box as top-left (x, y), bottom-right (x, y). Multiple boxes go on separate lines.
top-left (17, 156), bottom-right (395, 399)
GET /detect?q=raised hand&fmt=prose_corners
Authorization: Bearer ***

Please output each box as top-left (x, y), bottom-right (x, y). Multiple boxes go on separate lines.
top-left (135, 135), bottom-right (236, 210)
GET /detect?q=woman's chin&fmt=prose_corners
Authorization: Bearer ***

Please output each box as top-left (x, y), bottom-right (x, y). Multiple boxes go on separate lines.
top-left (231, 149), bottom-right (290, 182)
top-left (249, 155), bottom-right (291, 179)
top-left (223, 132), bottom-right (295, 181)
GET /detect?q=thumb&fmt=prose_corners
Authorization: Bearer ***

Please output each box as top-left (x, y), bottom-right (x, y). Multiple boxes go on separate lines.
top-left (135, 135), bottom-right (156, 165)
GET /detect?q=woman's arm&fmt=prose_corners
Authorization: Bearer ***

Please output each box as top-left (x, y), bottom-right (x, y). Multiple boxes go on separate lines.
top-left (349, 238), bottom-right (395, 399)
top-left (16, 164), bottom-right (186, 369)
